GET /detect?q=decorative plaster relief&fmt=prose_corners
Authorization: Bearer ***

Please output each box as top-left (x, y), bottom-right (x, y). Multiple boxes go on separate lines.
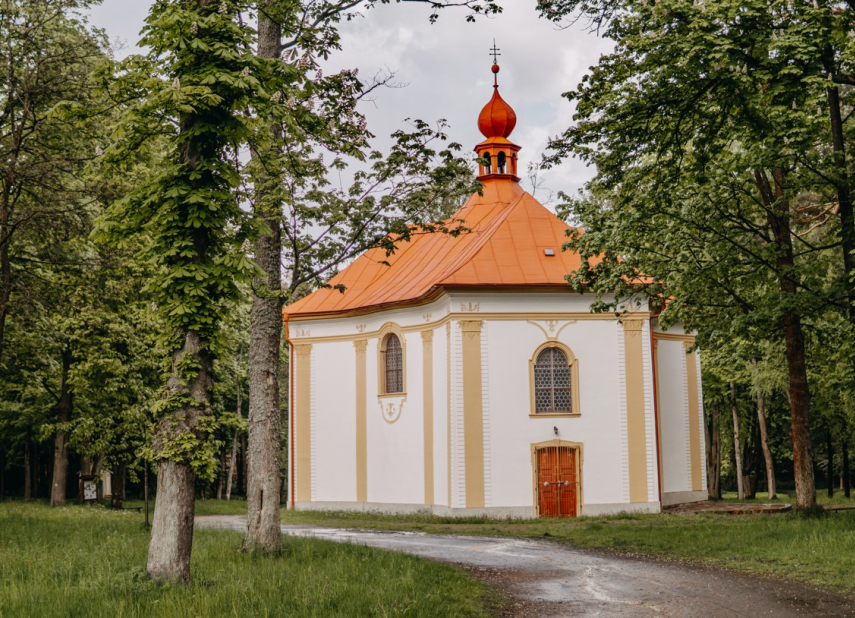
top-left (526, 319), bottom-right (577, 341)
top-left (379, 397), bottom-right (405, 424)
top-left (460, 302), bottom-right (480, 312)
top-left (459, 320), bottom-right (484, 340)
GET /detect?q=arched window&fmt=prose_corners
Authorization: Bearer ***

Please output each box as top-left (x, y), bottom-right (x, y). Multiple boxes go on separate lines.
top-left (534, 347), bottom-right (572, 414)
top-left (383, 334), bottom-right (403, 394)
top-left (483, 152), bottom-right (492, 174)
top-left (497, 151), bottom-right (507, 174)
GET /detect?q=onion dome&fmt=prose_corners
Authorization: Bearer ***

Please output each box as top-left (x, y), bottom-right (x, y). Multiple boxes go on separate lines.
top-left (477, 64), bottom-right (517, 139)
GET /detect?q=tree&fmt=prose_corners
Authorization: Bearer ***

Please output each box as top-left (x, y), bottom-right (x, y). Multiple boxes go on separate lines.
top-left (538, 0), bottom-right (855, 509)
top-left (240, 0), bottom-right (495, 553)
top-left (102, 0), bottom-right (260, 583)
top-left (0, 0), bottom-right (108, 364)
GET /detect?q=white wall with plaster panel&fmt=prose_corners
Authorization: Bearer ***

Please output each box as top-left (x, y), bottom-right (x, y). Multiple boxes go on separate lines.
top-left (451, 320), bottom-right (465, 508)
top-left (311, 341), bottom-right (357, 502)
top-left (640, 321), bottom-right (660, 502)
top-left (484, 317), bottom-right (625, 510)
top-left (695, 350), bottom-right (707, 491)
top-left (431, 325), bottom-right (450, 506)
top-left (656, 339), bottom-right (692, 494)
top-left (481, 321), bottom-right (492, 508)
top-left (616, 321), bottom-right (630, 504)
top-left (365, 330), bottom-right (424, 505)
top-left (310, 345), bottom-right (317, 501)
top-left (288, 288), bottom-right (704, 514)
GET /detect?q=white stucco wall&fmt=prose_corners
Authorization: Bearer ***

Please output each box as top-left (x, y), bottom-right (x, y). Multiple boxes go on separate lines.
top-left (484, 318), bottom-right (625, 511)
top-left (366, 332), bottom-right (425, 506)
top-left (653, 327), bottom-right (706, 501)
top-left (289, 291), bottom-right (695, 516)
top-left (431, 325), bottom-right (450, 506)
top-left (312, 341), bottom-right (357, 502)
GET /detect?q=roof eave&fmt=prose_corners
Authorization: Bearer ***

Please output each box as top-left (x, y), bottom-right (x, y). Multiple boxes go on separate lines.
top-left (283, 283), bottom-right (583, 322)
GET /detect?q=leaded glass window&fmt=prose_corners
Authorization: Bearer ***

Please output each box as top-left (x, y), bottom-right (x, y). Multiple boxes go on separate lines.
top-left (534, 347), bottom-right (572, 414)
top-left (384, 334), bottom-right (403, 393)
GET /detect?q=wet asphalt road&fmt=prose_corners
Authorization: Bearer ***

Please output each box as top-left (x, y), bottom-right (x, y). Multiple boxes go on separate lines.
top-left (196, 515), bottom-right (853, 618)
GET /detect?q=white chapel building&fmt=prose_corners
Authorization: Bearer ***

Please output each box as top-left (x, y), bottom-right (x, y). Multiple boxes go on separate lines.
top-left (283, 63), bottom-right (707, 517)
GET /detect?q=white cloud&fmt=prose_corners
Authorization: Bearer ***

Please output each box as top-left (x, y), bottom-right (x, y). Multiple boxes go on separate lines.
top-left (87, 0), bottom-right (614, 201)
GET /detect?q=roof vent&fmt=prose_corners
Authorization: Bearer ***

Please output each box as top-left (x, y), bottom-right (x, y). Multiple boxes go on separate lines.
top-left (544, 248), bottom-right (555, 256)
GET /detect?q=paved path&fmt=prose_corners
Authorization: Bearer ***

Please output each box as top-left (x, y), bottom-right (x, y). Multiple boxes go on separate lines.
top-left (196, 515), bottom-right (853, 617)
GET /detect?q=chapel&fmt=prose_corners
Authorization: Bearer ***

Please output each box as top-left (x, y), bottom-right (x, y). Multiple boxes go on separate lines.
top-left (282, 61), bottom-right (707, 517)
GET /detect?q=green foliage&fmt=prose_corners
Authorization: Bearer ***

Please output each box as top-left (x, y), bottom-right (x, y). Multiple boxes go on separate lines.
top-left (100, 1), bottom-right (261, 345)
top-left (541, 0), bottom-right (855, 473)
top-left (0, 2), bottom-right (169, 487)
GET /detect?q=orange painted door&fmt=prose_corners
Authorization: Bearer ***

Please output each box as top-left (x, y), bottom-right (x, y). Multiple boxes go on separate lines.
top-left (537, 447), bottom-right (577, 518)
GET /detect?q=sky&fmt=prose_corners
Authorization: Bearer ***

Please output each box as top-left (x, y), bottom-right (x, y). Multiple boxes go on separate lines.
top-left (87, 1), bottom-right (613, 201)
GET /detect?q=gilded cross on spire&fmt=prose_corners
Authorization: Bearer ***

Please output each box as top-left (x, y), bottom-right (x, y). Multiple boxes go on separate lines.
top-left (489, 39), bottom-right (501, 65)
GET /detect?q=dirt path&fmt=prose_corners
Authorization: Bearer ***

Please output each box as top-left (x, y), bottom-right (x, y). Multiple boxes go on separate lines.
top-left (196, 515), bottom-right (854, 617)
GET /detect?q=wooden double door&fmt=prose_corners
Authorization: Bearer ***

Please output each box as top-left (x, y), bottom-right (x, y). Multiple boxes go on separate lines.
top-left (537, 446), bottom-right (579, 517)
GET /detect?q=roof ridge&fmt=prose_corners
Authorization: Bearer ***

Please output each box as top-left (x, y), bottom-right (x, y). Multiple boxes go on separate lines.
top-left (436, 190), bottom-right (529, 284)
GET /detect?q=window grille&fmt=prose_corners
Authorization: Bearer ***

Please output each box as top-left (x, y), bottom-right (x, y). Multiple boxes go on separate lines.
top-left (534, 347), bottom-right (572, 414)
top-left (384, 334), bottom-right (403, 393)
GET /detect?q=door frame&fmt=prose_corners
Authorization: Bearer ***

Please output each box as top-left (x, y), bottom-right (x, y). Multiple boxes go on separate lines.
top-left (531, 439), bottom-right (584, 518)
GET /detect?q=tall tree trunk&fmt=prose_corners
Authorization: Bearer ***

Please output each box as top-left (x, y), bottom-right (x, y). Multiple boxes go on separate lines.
top-left (730, 382), bottom-right (745, 500)
top-left (226, 372), bottom-right (241, 501)
top-left (23, 439), bottom-right (31, 501)
top-left (751, 359), bottom-right (776, 499)
top-left (754, 168), bottom-right (816, 509)
top-left (826, 85), bottom-right (855, 326)
top-left (756, 389), bottom-right (776, 500)
top-left (144, 459), bottom-right (150, 529)
top-left (827, 430), bottom-right (834, 499)
top-left (111, 463), bottom-right (126, 508)
top-left (147, 330), bottom-right (213, 584)
top-left (216, 449), bottom-right (225, 500)
top-left (50, 350), bottom-right (73, 506)
top-left (0, 182), bottom-right (13, 363)
top-left (243, 2), bottom-right (284, 554)
top-left (34, 443), bottom-right (40, 499)
top-left (705, 402), bottom-right (721, 499)
top-left (744, 417), bottom-right (759, 500)
top-left (843, 439), bottom-right (851, 499)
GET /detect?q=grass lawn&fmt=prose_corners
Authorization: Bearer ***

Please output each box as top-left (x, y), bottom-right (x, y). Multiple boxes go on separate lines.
top-left (0, 502), bottom-right (495, 618)
top-left (123, 497), bottom-right (250, 516)
top-left (279, 503), bottom-right (855, 596)
top-left (119, 492), bottom-right (855, 596)
top-left (718, 489), bottom-right (855, 507)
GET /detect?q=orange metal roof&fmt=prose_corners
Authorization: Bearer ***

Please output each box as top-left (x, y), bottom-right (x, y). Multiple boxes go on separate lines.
top-left (284, 177), bottom-right (590, 319)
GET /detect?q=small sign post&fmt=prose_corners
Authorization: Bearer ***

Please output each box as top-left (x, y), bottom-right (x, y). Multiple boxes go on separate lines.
top-left (79, 474), bottom-right (98, 505)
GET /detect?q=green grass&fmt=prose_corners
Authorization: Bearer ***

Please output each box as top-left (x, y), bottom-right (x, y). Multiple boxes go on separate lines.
top-left (122, 497), bottom-right (250, 516)
top-left (718, 490), bottom-right (855, 507)
top-left (0, 502), bottom-right (494, 618)
top-left (279, 507), bottom-right (855, 595)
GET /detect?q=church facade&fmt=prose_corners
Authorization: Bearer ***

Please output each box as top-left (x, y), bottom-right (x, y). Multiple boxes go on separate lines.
top-left (283, 63), bottom-right (707, 517)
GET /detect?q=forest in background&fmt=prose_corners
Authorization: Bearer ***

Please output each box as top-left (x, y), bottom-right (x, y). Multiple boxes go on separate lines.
top-left (2, 0), bottom-right (855, 583)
